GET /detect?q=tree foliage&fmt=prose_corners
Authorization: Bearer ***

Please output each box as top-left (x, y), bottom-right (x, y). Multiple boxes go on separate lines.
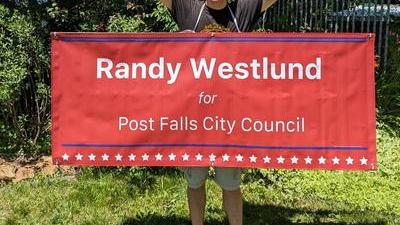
top-left (0, 0), bottom-right (177, 156)
top-left (0, 4), bottom-right (50, 156)
top-left (376, 21), bottom-right (400, 136)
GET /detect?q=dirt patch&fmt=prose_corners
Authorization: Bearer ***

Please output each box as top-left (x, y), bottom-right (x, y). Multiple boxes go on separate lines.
top-left (0, 163), bottom-right (16, 181)
top-left (0, 156), bottom-right (76, 183)
top-left (14, 166), bottom-right (35, 183)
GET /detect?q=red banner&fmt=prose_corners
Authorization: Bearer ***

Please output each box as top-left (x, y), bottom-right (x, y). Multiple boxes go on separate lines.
top-left (51, 32), bottom-right (376, 170)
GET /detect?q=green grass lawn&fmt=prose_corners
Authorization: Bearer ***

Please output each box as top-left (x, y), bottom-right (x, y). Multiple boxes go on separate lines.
top-left (1, 128), bottom-right (399, 225)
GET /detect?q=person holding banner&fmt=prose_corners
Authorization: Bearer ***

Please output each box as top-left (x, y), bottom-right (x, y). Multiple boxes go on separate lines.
top-left (159, 0), bottom-right (278, 225)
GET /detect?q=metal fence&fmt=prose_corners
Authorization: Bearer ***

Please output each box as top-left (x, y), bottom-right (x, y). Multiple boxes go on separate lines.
top-left (260, 0), bottom-right (398, 70)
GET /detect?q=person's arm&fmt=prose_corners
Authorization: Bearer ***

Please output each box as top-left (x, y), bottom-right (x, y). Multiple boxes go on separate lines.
top-left (261, 0), bottom-right (278, 12)
top-left (160, 0), bottom-right (172, 9)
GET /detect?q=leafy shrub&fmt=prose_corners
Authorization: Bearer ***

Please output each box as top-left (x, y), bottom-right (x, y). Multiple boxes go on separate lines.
top-left (0, 1), bottom-right (178, 157)
top-left (376, 21), bottom-right (400, 136)
top-left (0, 5), bottom-right (50, 156)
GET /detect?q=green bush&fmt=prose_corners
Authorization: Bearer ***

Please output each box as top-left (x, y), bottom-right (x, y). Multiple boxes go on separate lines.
top-left (0, 1), bottom-right (177, 157)
top-left (0, 5), bottom-right (50, 156)
top-left (376, 21), bottom-right (400, 136)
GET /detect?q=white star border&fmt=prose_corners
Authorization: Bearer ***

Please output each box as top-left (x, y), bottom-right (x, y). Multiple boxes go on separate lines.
top-left (58, 152), bottom-right (372, 169)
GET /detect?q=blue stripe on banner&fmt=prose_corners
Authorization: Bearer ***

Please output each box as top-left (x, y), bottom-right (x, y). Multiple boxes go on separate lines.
top-left (60, 37), bottom-right (368, 43)
top-left (62, 143), bottom-right (368, 151)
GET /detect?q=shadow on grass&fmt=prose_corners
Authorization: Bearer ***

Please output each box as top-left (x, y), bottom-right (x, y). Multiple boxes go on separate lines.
top-left (242, 202), bottom-right (388, 225)
top-left (120, 201), bottom-right (388, 225)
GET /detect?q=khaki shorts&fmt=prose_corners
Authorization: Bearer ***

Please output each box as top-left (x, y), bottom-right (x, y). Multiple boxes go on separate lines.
top-left (180, 167), bottom-right (242, 191)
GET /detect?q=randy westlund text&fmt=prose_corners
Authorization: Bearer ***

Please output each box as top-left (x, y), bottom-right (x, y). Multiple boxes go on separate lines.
top-left (97, 56), bottom-right (314, 135)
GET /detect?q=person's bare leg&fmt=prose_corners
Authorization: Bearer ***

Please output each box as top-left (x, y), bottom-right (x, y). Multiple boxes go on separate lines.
top-left (187, 183), bottom-right (206, 225)
top-left (222, 188), bottom-right (243, 225)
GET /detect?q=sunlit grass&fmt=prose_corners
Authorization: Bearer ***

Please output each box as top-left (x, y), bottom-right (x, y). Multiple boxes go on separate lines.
top-left (0, 129), bottom-right (399, 225)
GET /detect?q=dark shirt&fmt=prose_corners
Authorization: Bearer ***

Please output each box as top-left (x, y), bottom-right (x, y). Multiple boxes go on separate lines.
top-left (171, 0), bottom-right (263, 32)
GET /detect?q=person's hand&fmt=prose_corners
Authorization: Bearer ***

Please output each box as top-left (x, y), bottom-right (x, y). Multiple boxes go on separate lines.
top-left (160, 0), bottom-right (172, 9)
top-left (262, 0), bottom-right (278, 12)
